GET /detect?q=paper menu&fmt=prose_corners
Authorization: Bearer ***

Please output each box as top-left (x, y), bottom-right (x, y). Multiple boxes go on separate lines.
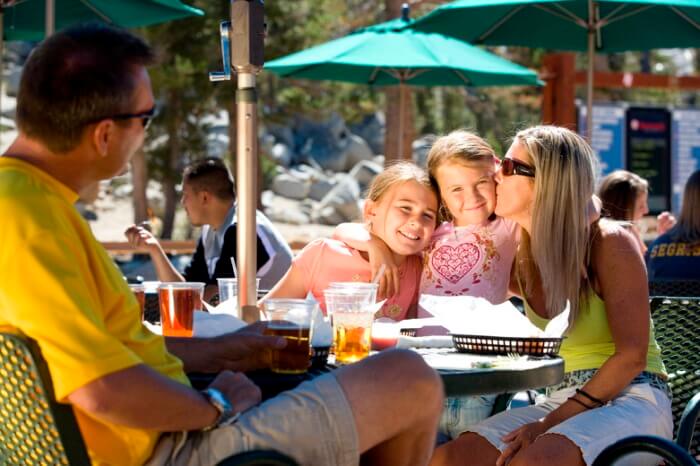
top-left (418, 294), bottom-right (569, 338)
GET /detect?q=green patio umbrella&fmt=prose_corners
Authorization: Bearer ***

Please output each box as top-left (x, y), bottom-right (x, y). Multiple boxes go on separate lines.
top-left (1, 0), bottom-right (203, 41)
top-left (411, 0), bottom-right (700, 135)
top-left (265, 6), bottom-right (541, 158)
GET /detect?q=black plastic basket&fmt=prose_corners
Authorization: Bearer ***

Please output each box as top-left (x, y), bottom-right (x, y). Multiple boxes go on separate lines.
top-left (311, 346), bottom-right (330, 369)
top-left (451, 334), bottom-right (563, 356)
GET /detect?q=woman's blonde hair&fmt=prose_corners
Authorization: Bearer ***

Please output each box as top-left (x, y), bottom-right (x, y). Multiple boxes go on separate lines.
top-left (669, 169), bottom-right (700, 243)
top-left (365, 160), bottom-right (436, 205)
top-left (426, 130), bottom-right (497, 221)
top-left (514, 126), bottom-right (597, 327)
top-left (597, 170), bottom-right (648, 221)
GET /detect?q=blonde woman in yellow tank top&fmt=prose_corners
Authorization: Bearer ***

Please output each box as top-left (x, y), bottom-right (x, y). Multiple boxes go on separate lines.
top-left (430, 126), bottom-right (672, 466)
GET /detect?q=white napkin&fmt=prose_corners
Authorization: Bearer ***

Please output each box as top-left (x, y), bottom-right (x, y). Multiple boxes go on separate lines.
top-left (141, 311), bottom-right (247, 337)
top-left (418, 294), bottom-right (569, 338)
top-left (395, 335), bottom-right (455, 349)
top-left (311, 305), bottom-right (333, 347)
top-left (193, 311), bottom-right (247, 337)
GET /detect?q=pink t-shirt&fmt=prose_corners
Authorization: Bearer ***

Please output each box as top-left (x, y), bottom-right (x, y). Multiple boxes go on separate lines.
top-left (419, 217), bottom-right (519, 317)
top-left (294, 238), bottom-right (422, 321)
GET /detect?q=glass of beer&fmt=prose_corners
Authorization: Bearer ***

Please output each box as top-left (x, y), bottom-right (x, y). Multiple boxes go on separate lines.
top-left (324, 289), bottom-right (375, 364)
top-left (158, 282), bottom-right (205, 337)
top-left (263, 299), bottom-right (314, 374)
top-left (128, 284), bottom-right (146, 320)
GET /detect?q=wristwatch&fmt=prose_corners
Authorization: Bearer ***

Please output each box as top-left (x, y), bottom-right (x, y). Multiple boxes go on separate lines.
top-left (201, 387), bottom-right (238, 431)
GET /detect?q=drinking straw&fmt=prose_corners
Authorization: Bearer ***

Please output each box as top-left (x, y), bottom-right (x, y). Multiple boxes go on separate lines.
top-left (372, 264), bottom-right (386, 285)
top-left (229, 257), bottom-right (238, 279)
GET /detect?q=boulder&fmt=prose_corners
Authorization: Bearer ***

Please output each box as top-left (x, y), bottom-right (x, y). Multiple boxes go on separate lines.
top-left (349, 160), bottom-right (383, 192)
top-left (316, 175), bottom-right (362, 223)
top-left (309, 178), bottom-right (337, 202)
top-left (342, 134), bottom-right (375, 170)
top-left (271, 173), bottom-right (310, 200)
top-left (350, 112), bottom-right (385, 155)
top-left (270, 142), bottom-right (293, 168)
top-left (412, 134), bottom-right (436, 167)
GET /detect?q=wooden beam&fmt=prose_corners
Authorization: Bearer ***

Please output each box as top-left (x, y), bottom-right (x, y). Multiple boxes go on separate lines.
top-left (574, 71), bottom-right (700, 90)
top-left (102, 240), bottom-right (196, 256)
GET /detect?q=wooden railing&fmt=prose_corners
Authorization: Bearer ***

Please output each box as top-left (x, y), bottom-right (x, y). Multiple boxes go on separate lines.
top-left (101, 240), bottom-right (197, 255)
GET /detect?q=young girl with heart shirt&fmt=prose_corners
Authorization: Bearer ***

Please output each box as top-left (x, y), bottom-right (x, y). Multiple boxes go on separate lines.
top-left (261, 161), bottom-right (438, 321)
top-left (420, 130), bottom-right (519, 310)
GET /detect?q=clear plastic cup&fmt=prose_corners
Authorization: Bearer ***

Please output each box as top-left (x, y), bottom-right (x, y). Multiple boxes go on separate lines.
top-left (128, 284), bottom-right (145, 320)
top-left (158, 282), bottom-right (205, 337)
top-left (324, 289), bottom-right (375, 364)
top-left (327, 282), bottom-right (378, 305)
top-left (263, 299), bottom-right (315, 374)
top-left (217, 278), bottom-right (261, 304)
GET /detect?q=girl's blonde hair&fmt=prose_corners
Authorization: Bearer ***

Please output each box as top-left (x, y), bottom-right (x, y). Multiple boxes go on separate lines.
top-left (426, 130), bottom-right (497, 221)
top-left (426, 129), bottom-right (497, 178)
top-left (365, 160), bottom-right (436, 204)
top-left (515, 126), bottom-right (598, 327)
top-left (597, 170), bottom-right (648, 221)
top-left (670, 169), bottom-right (700, 243)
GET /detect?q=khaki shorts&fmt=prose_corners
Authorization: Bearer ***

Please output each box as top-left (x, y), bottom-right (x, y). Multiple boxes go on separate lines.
top-left (468, 383), bottom-right (673, 466)
top-left (145, 373), bottom-right (359, 466)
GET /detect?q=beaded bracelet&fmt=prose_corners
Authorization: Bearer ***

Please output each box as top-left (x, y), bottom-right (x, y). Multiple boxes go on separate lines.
top-left (575, 388), bottom-right (605, 407)
top-left (567, 395), bottom-right (596, 410)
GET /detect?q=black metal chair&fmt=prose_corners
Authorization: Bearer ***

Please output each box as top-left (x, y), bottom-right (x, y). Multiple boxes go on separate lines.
top-left (592, 297), bottom-right (700, 465)
top-left (593, 435), bottom-right (697, 466)
top-left (649, 280), bottom-right (700, 298)
top-left (0, 332), bottom-right (298, 466)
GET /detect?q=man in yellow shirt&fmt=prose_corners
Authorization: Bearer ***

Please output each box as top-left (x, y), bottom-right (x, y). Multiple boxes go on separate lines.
top-left (0, 24), bottom-right (443, 466)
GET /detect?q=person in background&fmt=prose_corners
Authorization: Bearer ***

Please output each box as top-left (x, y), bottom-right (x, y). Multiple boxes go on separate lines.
top-left (647, 169), bottom-right (700, 281)
top-left (431, 126), bottom-right (672, 466)
top-left (125, 157), bottom-right (293, 294)
top-left (0, 23), bottom-right (444, 466)
top-left (597, 169), bottom-right (675, 256)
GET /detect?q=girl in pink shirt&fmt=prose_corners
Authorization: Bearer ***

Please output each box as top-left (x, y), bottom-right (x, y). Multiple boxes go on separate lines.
top-left (262, 162), bottom-right (438, 320)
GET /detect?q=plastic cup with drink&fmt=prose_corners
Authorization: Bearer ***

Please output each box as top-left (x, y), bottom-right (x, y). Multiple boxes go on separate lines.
top-left (216, 278), bottom-right (260, 317)
top-left (158, 282), bottom-right (205, 337)
top-left (324, 288), bottom-right (376, 364)
top-left (128, 283), bottom-right (146, 320)
top-left (263, 299), bottom-right (315, 374)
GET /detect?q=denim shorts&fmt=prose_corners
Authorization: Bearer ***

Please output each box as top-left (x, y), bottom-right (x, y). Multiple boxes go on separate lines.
top-left (144, 373), bottom-right (359, 466)
top-left (438, 394), bottom-right (496, 440)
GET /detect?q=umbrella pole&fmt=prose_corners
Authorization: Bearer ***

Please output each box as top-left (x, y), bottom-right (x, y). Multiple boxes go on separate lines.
top-left (398, 81), bottom-right (405, 160)
top-left (586, 0), bottom-right (594, 141)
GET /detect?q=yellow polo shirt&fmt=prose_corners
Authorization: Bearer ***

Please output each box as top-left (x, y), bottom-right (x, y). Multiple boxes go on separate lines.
top-left (0, 157), bottom-right (190, 465)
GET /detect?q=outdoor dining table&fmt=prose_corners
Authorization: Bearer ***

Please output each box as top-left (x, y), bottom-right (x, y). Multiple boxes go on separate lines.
top-left (188, 348), bottom-right (565, 400)
top-left (412, 348), bottom-right (564, 397)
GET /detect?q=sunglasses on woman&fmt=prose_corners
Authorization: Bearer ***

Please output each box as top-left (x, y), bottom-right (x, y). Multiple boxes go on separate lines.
top-left (500, 157), bottom-right (535, 178)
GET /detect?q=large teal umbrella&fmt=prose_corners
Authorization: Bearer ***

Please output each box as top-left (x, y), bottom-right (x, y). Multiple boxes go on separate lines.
top-left (411, 0), bottom-right (700, 134)
top-left (265, 6), bottom-right (541, 157)
top-left (1, 0), bottom-right (203, 40)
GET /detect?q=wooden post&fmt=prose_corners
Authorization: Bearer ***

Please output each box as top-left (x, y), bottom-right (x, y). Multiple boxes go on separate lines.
top-left (541, 53), bottom-right (577, 129)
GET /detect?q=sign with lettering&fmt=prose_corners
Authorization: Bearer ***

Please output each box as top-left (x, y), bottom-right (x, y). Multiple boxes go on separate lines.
top-left (626, 107), bottom-right (672, 214)
top-left (578, 104), bottom-right (626, 179)
top-left (671, 109), bottom-right (700, 213)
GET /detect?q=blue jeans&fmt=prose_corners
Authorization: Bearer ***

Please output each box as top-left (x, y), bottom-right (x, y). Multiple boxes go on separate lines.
top-left (438, 395), bottom-right (496, 440)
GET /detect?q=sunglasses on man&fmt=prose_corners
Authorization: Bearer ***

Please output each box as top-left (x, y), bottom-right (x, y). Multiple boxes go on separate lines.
top-left (500, 157), bottom-right (535, 178)
top-left (89, 106), bottom-right (157, 130)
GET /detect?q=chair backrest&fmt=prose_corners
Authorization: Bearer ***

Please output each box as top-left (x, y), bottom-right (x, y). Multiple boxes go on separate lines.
top-left (651, 297), bottom-right (700, 460)
top-left (649, 280), bottom-right (700, 298)
top-left (0, 332), bottom-right (91, 466)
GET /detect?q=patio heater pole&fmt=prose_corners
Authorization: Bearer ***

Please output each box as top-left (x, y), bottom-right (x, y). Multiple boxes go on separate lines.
top-left (209, 0), bottom-right (265, 323)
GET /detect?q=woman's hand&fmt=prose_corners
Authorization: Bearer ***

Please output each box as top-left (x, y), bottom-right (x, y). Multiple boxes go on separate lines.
top-left (497, 420), bottom-right (549, 466)
top-left (367, 236), bottom-right (399, 300)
